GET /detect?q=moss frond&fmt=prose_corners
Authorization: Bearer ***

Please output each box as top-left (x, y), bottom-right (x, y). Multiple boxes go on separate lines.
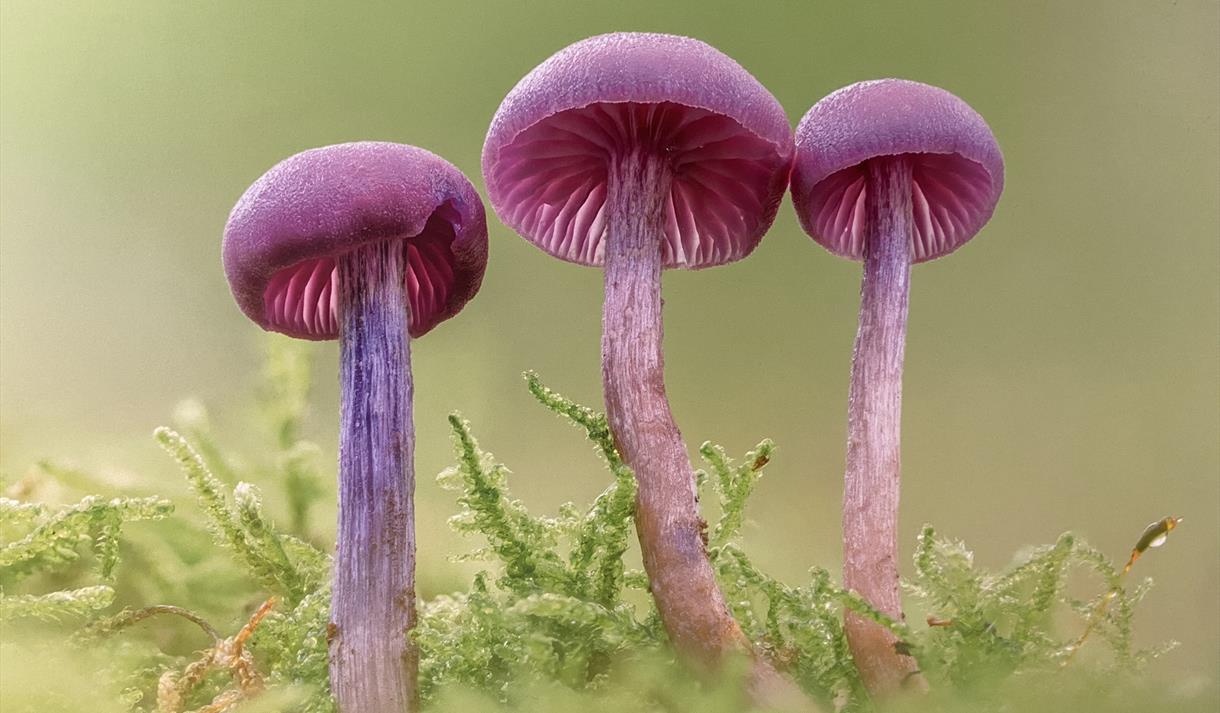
top-left (154, 428), bottom-right (317, 604)
top-left (444, 414), bottom-right (569, 594)
top-left (0, 585), bottom-right (116, 622)
top-left (700, 438), bottom-right (774, 548)
top-left (0, 494), bottom-right (171, 583)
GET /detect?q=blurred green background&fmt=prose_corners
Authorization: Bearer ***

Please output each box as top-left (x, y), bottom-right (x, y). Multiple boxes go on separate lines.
top-left (1, 0), bottom-right (1216, 694)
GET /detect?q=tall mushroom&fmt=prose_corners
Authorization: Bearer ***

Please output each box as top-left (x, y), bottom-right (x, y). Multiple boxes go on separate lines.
top-left (789, 79), bottom-right (1004, 694)
top-left (222, 142), bottom-right (487, 713)
top-left (482, 33), bottom-right (793, 679)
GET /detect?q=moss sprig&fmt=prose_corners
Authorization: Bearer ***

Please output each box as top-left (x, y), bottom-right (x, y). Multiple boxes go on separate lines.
top-left (0, 494), bottom-right (171, 583)
top-left (0, 585), bottom-right (116, 622)
top-left (155, 428), bottom-right (312, 604)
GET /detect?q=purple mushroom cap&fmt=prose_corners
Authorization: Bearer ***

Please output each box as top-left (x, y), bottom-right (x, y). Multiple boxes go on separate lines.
top-left (223, 142), bottom-right (488, 340)
top-left (791, 79), bottom-right (1004, 263)
top-left (482, 32), bottom-right (794, 269)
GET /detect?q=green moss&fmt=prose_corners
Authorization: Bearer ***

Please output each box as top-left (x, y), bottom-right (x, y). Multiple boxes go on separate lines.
top-left (0, 339), bottom-right (1197, 712)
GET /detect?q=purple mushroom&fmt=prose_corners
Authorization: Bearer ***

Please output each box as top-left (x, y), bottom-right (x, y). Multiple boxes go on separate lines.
top-left (223, 142), bottom-right (487, 713)
top-left (482, 33), bottom-right (793, 678)
top-left (790, 80), bottom-right (1004, 694)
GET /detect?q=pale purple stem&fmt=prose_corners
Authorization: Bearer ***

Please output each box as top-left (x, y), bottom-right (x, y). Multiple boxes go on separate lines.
top-left (600, 149), bottom-right (797, 697)
top-left (331, 240), bottom-right (418, 713)
top-left (842, 156), bottom-right (921, 693)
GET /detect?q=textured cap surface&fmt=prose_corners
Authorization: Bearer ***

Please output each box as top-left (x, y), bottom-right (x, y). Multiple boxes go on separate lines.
top-left (483, 32), bottom-right (793, 269)
top-left (791, 79), bottom-right (1004, 262)
top-left (223, 142), bottom-right (487, 339)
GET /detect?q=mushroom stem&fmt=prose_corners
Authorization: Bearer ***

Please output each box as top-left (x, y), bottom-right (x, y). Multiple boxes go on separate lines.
top-left (332, 240), bottom-right (418, 713)
top-left (600, 148), bottom-right (751, 668)
top-left (842, 156), bottom-right (921, 694)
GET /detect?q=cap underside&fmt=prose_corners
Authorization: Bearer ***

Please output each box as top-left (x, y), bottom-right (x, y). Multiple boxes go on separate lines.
top-left (809, 152), bottom-right (994, 262)
top-left (261, 207), bottom-right (458, 339)
top-left (493, 101), bottom-right (783, 268)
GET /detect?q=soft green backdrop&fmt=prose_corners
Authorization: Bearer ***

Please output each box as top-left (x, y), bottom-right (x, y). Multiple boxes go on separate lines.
top-left (2, 0), bottom-right (1217, 690)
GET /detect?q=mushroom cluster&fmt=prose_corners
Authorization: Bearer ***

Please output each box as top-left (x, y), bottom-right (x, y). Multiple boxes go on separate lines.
top-left (219, 34), bottom-right (1003, 713)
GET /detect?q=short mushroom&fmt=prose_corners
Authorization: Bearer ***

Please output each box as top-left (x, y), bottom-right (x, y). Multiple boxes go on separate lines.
top-left (789, 79), bottom-right (1004, 694)
top-left (482, 33), bottom-right (793, 679)
top-left (222, 142), bottom-right (487, 713)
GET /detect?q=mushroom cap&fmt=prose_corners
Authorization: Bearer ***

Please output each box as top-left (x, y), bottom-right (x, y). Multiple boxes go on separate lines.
top-left (223, 142), bottom-right (487, 340)
top-left (790, 79), bottom-right (1004, 263)
top-left (482, 32), bottom-right (794, 269)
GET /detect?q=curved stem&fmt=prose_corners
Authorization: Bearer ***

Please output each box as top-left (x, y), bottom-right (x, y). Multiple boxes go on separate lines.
top-left (600, 148), bottom-right (751, 666)
top-left (332, 240), bottom-right (417, 713)
top-left (842, 156), bottom-right (921, 694)
top-left (91, 604), bottom-right (221, 643)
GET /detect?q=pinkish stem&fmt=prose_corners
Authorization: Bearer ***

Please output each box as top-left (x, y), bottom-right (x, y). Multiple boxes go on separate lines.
top-left (842, 156), bottom-right (921, 694)
top-left (331, 240), bottom-right (418, 713)
top-left (601, 150), bottom-right (797, 701)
